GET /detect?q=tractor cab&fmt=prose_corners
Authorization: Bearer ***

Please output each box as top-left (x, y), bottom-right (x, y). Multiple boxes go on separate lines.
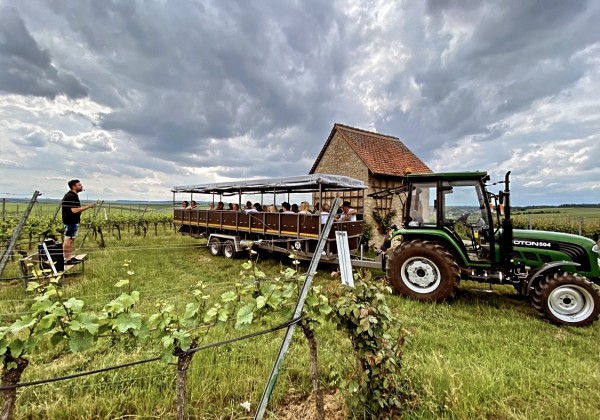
top-left (401, 172), bottom-right (499, 265)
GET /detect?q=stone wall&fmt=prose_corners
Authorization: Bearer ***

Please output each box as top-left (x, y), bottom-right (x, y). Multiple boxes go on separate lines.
top-left (312, 132), bottom-right (406, 249)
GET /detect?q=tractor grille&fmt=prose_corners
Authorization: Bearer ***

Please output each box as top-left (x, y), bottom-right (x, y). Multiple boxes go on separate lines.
top-left (557, 242), bottom-right (590, 271)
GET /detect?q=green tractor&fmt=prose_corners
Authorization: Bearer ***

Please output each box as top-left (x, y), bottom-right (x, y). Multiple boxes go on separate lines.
top-left (382, 171), bottom-right (600, 327)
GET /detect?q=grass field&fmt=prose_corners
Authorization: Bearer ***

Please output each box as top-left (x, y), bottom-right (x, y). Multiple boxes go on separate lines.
top-left (1, 230), bottom-right (599, 419)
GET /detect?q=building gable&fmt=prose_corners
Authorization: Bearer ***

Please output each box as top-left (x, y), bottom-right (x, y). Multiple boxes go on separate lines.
top-left (310, 123), bottom-right (431, 176)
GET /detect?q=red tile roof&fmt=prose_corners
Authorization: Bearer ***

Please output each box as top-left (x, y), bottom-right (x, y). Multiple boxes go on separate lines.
top-left (310, 123), bottom-right (431, 176)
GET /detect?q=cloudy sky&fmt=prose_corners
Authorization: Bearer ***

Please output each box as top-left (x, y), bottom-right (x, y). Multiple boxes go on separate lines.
top-left (1, 0), bottom-right (599, 205)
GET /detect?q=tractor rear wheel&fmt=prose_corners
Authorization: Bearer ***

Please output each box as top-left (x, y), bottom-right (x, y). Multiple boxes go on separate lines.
top-left (387, 240), bottom-right (460, 302)
top-left (531, 273), bottom-right (600, 326)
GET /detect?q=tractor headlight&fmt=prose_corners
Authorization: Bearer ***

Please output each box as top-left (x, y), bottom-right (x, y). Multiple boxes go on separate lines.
top-left (593, 244), bottom-right (598, 253)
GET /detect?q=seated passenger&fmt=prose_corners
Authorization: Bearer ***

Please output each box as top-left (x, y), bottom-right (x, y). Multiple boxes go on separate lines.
top-left (340, 201), bottom-right (357, 221)
top-left (245, 202), bottom-right (262, 213)
top-left (298, 201), bottom-right (310, 214)
top-left (232, 203), bottom-right (240, 211)
top-left (291, 203), bottom-right (299, 213)
top-left (186, 200), bottom-right (197, 210)
top-left (312, 202), bottom-right (320, 214)
top-left (215, 202), bottom-right (224, 210)
top-left (228, 203), bottom-right (234, 210)
top-left (182, 200), bottom-right (189, 209)
top-left (267, 204), bottom-right (278, 212)
top-left (281, 202), bottom-right (294, 214)
top-left (245, 201), bottom-right (253, 210)
top-left (320, 203), bottom-right (331, 224)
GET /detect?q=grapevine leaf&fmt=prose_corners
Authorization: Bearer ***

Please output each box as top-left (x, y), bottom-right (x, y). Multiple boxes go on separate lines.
top-left (113, 312), bottom-right (142, 333)
top-left (184, 302), bottom-right (200, 320)
top-left (305, 295), bottom-right (318, 307)
top-left (204, 307), bottom-right (218, 323)
top-left (63, 298), bottom-right (85, 313)
top-left (25, 282), bottom-right (41, 292)
top-left (9, 317), bottom-right (36, 334)
top-left (50, 332), bottom-right (65, 346)
top-left (31, 298), bottom-right (54, 314)
top-left (256, 296), bottom-right (266, 309)
top-left (161, 335), bottom-right (174, 350)
top-left (131, 291), bottom-right (140, 303)
top-left (217, 308), bottom-right (229, 322)
top-left (235, 302), bottom-right (255, 329)
top-left (70, 313), bottom-right (100, 335)
top-left (69, 331), bottom-right (95, 352)
top-left (117, 293), bottom-right (135, 308)
top-left (319, 303), bottom-right (332, 315)
top-left (37, 313), bottom-right (58, 333)
top-left (173, 331), bottom-right (192, 351)
top-left (260, 283), bottom-right (275, 295)
top-left (114, 279), bottom-right (129, 288)
top-left (221, 291), bottom-right (237, 302)
top-left (8, 339), bottom-right (25, 357)
top-left (133, 323), bottom-right (149, 339)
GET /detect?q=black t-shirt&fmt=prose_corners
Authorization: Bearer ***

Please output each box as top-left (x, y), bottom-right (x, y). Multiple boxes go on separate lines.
top-left (62, 191), bottom-right (81, 224)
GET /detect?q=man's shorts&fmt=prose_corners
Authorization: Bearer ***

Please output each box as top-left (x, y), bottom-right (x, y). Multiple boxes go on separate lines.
top-left (63, 223), bottom-right (80, 239)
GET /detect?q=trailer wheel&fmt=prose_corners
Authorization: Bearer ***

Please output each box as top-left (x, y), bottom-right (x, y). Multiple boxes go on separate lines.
top-left (209, 237), bottom-right (222, 256)
top-left (531, 273), bottom-right (600, 326)
top-left (386, 240), bottom-right (460, 302)
top-left (223, 240), bottom-right (237, 259)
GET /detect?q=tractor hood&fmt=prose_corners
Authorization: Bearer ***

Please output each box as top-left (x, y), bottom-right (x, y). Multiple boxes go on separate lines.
top-left (512, 229), bottom-right (596, 251)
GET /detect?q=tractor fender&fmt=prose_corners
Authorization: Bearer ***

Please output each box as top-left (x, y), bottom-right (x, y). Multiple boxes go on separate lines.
top-left (393, 230), bottom-right (469, 266)
top-left (524, 261), bottom-right (581, 296)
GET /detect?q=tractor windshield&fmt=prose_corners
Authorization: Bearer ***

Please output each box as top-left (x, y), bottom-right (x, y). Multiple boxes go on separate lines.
top-left (441, 180), bottom-right (489, 228)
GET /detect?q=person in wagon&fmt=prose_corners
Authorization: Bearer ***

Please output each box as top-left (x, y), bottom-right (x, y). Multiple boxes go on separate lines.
top-left (181, 200), bottom-right (189, 209)
top-left (298, 201), bottom-right (310, 214)
top-left (186, 200), bottom-right (197, 210)
top-left (281, 202), bottom-right (294, 214)
top-left (340, 201), bottom-right (357, 221)
top-left (320, 203), bottom-right (331, 224)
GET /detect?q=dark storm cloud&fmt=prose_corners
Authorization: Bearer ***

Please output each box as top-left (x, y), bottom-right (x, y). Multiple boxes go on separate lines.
top-left (0, 5), bottom-right (88, 99)
top-left (26, 0), bottom-right (346, 165)
top-left (379, 0), bottom-right (600, 160)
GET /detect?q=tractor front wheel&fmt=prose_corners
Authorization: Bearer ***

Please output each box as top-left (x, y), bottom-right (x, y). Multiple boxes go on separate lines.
top-left (386, 240), bottom-right (460, 302)
top-left (531, 273), bottom-right (600, 327)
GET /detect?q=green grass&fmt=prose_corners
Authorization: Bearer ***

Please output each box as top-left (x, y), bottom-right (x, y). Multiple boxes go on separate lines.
top-left (1, 231), bottom-right (599, 419)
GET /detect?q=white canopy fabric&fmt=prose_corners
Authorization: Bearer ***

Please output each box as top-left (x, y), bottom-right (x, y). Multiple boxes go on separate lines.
top-left (172, 173), bottom-right (366, 195)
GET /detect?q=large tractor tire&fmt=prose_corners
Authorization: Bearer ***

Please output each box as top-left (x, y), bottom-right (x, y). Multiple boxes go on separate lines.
top-left (386, 240), bottom-right (460, 302)
top-left (531, 273), bottom-right (600, 327)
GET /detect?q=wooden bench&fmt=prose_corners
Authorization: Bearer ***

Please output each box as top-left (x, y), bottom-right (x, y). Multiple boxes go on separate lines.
top-left (18, 253), bottom-right (87, 289)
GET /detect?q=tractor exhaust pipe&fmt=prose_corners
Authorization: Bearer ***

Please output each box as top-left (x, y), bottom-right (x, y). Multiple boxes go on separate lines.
top-left (499, 171), bottom-right (513, 270)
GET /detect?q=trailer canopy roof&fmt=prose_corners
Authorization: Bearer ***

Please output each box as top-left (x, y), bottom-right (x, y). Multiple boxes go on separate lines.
top-left (172, 173), bottom-right (367, 195)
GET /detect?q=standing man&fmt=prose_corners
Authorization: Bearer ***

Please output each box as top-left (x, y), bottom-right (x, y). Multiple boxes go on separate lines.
top-left (62, 179), bottom-right (95, 265)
